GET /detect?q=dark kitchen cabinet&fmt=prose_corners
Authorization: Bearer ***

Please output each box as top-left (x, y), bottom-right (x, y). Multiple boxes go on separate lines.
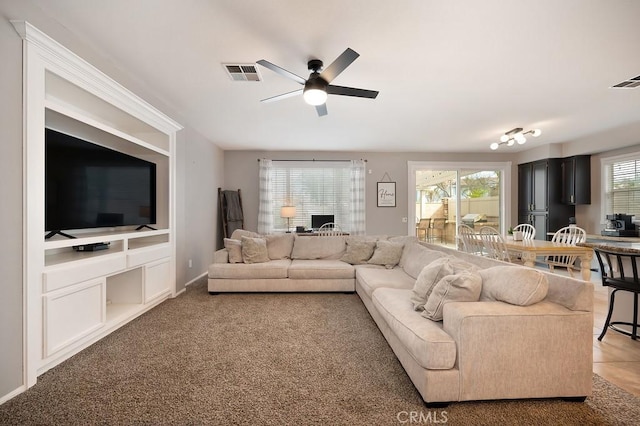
top-left (561, 155), bottom-right (591, 205)
top-left (518, 159), bottom-right (575, 240)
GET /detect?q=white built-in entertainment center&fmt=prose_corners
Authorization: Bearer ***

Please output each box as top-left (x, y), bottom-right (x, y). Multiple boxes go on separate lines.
top-left (12, 21), bottom-right (182, 388)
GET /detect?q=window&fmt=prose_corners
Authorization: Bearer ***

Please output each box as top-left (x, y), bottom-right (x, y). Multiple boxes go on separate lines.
top-left (602, 153), bottom-right (640, 219)
top-left (258, 159), bottom-right (366, 234)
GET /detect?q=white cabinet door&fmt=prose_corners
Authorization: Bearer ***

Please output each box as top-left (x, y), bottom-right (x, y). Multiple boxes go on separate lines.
top-left (144, 259), bottom-right (171, 303)
top-left (44, 278), bottom-right (105, 357)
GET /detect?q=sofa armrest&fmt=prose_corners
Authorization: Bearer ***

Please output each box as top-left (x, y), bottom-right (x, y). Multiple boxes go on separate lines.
top-left (213, 248), bottom-right (229, 264)
top-left (442, 300), bottom-right (593, 400)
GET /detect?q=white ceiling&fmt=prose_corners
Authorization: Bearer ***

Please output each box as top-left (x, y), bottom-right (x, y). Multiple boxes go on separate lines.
top-left (28, 0), bottom-right (640, 153)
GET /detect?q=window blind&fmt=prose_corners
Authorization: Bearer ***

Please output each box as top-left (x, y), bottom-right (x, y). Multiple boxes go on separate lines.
top-left (271, 161), bottom-right (352, 231)
top-left (605, 158), bottom-right (640, 216)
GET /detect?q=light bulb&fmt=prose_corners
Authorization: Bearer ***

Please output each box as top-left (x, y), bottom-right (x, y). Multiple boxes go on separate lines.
top-left (500, 134), bottom-right (509, 143)
top-left (303, 88), bottom-right (327, 106)
top-left (490, 142), bottom-right (499, 150)
top-left (515, 133), bottom-right (526, 144)
top-left (531, 129), bottom-right (542, 137)
top-left (507, 139), bottom-right (515, 146)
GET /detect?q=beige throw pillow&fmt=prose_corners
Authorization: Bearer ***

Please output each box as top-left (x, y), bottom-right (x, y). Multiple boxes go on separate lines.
top-left (422, 270), bottom-right (482, 321)
top-left (479, 266), bottom-right (548, 306)
top-left (367, 241), bottom-right (404, 269)
top-left (410, 256), bottom-right (476, 310)
top-left (241, 236), bottom-right (270, 264)
top-left (224, 238), bottom-right (243, 264)
top-left (265, 233), bottom-right (295, 260)
top-left (340, 239), bottom-right (376, 265)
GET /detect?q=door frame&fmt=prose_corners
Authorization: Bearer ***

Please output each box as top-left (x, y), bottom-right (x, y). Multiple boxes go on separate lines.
top-left (408, 161), bottom-right (512, 237)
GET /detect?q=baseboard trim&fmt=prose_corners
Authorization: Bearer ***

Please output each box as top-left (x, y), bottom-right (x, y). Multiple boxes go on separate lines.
top-left (0, 384), bottom-right (27, 405)
top-left (184, 272), bottom-right (207, 288)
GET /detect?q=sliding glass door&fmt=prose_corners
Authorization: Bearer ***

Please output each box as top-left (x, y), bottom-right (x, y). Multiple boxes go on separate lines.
top-left (409, 162), bottom-right (511, 246)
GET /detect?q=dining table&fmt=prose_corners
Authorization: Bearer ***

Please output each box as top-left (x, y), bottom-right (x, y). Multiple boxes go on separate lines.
top-left (502, 238), bottom-right (593, 281)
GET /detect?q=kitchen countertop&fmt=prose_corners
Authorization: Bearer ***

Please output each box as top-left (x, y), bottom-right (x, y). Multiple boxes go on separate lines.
top-left (579, 234), bottom-right (640, 253)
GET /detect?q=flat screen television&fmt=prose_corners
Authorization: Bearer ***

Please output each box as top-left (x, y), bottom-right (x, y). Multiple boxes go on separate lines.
top-left (311, 214), bottom-right (335, 230)
top-left (45, 128), bottom-right (156, 238)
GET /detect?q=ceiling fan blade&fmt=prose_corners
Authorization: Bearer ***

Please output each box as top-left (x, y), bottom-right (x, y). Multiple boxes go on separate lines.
top-left (260, 89), bottom-right (303, 103)
top-left (327, 85), bottom-right (379, 99)
top-left (319, 48), bottom-right (359, 83)
top-left (315, 103), bottom-right (328, 117)
top-left (256, 60), bottom-right (306, 85)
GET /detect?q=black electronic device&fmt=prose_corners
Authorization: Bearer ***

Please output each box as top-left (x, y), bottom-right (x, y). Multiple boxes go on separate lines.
top-left (45, 128), bottom-right (156, 239)
top-left (72, 242), bottom-right (111, 252)
top-left (311, 214), bottom-right (335, 230)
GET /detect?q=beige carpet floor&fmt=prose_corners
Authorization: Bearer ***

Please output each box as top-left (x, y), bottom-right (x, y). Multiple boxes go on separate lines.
top-left (1, 277), bottom-right (640, 425)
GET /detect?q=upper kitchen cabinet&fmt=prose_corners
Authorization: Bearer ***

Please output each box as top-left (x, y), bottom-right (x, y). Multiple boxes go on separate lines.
top-left (561, 155), bottom-right (591, 205)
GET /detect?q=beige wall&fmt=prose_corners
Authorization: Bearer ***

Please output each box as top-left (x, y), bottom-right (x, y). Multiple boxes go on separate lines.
top-left (0, 2), bottom-right (224, 400)
top-left (224, 150), bottom-right (516, 236)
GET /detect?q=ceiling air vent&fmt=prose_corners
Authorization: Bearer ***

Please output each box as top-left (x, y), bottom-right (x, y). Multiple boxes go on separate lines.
top-left (223, 63), bottom-right (262, 81)
top-left (611, 75), bottom-right (640, 89)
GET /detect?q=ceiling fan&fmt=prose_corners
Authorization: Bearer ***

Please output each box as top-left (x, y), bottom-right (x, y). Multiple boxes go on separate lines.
top-left (256, 48), bottom-right (379, 117)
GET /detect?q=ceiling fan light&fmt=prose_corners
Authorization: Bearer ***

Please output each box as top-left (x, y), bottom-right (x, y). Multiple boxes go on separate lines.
top-left (303, 88), bottom-right (327, 106)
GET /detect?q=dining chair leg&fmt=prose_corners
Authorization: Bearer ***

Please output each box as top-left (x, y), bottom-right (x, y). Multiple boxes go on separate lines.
top-left (598, 289), bottom-right (617, 341)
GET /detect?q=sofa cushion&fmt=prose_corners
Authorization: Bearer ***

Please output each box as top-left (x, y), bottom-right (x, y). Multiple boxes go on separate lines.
top-left (367, 241), bottom-right (404, 268)
top-left (265, 233), bottom-right (295, 260)
top-left (479, 266), bottom-right (548, 306)
top-left (230, 229), bottom-right (261, 240)
top-left (340, 238), bottom-right (376, 265)
top-left (356, 266), bottom-right (416, 299)
top-left (241, 236), bottom-right (270, 264)
top-left (399, 243), bottom-right (448, 279)
top-left (208, 259), bottom-right (291, 279)
top-left (288, 260), bottom-right (355, 279)
top-left (422, 270), bottom-right (483, 321)
top-left (411, 256), bottom-right (477, 310)
top-left (372, 287), bottom-right (457, 370)
top-left (291, 235), bottom-right (346, 260)
top-left (224, 238), bottom-right (243, 264)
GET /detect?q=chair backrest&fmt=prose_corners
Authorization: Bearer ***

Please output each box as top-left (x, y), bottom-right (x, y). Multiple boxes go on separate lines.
top-left (417, 218), bottom-right (431, 230)
top-left (551, 226), bottom-right (586, 245)
top-left (458, 224), bottom-right (484, 255)
top-left (478, 226), bottom-right (511, 262)
top-left (593, 247), bottom-right (640, 291)
top-left (317, 222), bottom-right (343, 236)
top-left (431, 218), bottom-right (446, 229)
top-left (513, 223), bottom-right (536, 240)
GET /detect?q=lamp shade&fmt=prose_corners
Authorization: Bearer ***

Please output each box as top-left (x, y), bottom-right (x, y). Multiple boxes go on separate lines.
top-left (280, 206), bottom-right (296, 218)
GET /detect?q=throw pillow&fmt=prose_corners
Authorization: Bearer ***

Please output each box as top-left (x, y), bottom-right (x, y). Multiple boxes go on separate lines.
top-left (479, 266), bottom-right (548, 306)
top-left (230, 229), bottom-right (261, 241)
top-left (410, 256), bottom-right (476, 310)
top-left (265, 233), bottom-right (295, 260)
top-left (224, 238), bottom-right (243, 264)
top-left (422, 270), bottom-right (483, 321)
top-left (367, 240), bottom-right (404, 269)
top-left (340, 239), bottom-right (376, 265)
top-left (241, 236), bottom-right (270, 264)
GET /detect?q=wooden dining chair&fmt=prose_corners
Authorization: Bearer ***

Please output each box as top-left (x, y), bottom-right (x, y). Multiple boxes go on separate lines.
top-left (317, 222), bottom-right (343, 236)
top-left (428, 218), bottom-right (447, 243)
top-left (513, 223), bottom-right (536, 240)
top-left (479, 226), bottom-right (511, 262)
top-left (544, 226), bottom-right (586, 277)
top-left (458, 224), bottom-right (484, 256)
top-left (593, 246), bottom-right (640, 341)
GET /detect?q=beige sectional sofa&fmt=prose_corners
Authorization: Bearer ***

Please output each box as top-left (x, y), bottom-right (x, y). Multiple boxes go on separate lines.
top-left (208, 231), bottom-right (594, 405)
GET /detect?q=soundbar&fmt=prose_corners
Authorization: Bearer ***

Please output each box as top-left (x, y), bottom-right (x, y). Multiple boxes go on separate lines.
top-left (73, 242), bottom-right (111, 252)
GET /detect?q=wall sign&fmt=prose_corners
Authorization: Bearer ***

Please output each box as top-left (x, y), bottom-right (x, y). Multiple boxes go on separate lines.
top-left (377, 182), bottom-right (396, 207)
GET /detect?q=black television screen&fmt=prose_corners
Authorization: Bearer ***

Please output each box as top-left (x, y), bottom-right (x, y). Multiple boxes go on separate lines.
top-left (311, 214), bottom-right (335, 229)
top-left (45, 128), bottom-right (156, 235)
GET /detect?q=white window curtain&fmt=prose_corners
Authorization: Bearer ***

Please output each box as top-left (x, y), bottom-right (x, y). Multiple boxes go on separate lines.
top-left (257, 159), bottom-right (273, 234)
top-left (257, 159), bottom-right (366, 234)
top-left (350, 159), bottom-right (366, 235)
top-left (603, 155), bottom-right (640, 218)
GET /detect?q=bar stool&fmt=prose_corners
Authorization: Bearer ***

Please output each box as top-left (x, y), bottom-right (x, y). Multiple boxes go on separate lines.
top-left (593, 246), bottom-right (640, 341)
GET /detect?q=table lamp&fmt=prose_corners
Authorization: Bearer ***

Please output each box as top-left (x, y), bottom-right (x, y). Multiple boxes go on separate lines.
top-left (280, 206), bottom-right (296, 233)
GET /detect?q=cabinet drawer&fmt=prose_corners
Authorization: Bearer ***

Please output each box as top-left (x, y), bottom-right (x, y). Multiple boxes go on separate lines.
top-left (43, 254), bottom-right (126, 293)
top-left (127, 244), bottom-right (171, 268)
top-left (44, 278), bottom-right (105, 357)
